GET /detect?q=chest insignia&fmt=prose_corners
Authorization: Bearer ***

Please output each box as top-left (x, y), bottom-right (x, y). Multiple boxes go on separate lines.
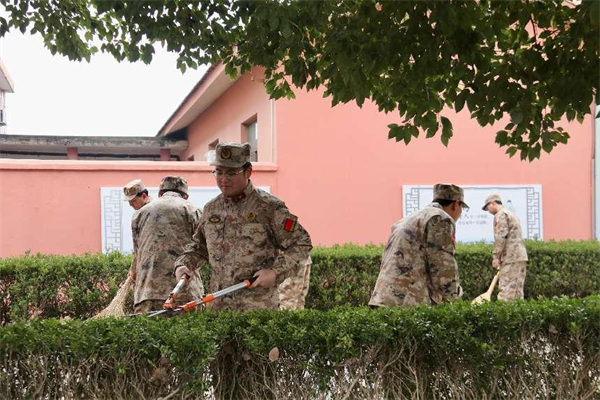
top-left (246, 213), bottom-right (256, 222)
top-left (209, 215), bottom-right (221, 223)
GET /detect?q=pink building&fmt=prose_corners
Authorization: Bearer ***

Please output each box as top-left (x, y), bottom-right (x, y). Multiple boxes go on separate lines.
top-left (0, 63), bottom-right (598, 257)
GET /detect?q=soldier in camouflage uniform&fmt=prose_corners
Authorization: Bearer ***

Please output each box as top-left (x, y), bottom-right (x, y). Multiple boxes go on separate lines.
top-left (175, 142), bottom-right (312, 311)
top-left (132, 176), bottom-right (203, 313)
top-left (482, 194), bottom-right (528, 301)
top-left (123, 179), bottom-right (152, 211)
top-left (369, 184), bottom-right (466, 308)
top-left (123, 179), bottom-right (152, 283)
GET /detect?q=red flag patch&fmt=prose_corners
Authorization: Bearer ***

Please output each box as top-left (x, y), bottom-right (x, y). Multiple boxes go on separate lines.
top-left (283, 217), bottom-right (297, 232)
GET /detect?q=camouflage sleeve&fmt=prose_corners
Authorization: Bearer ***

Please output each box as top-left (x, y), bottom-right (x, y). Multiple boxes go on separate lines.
top-left (174, 214), bottom-right (209, 274)
top-left (130, 217), bottom-right (141, 279)
top-left (269, 204), bottom-right (313, 285)
top-left (131, 217), bottom-right (139, 255)
top-left (424, 216), bottom-right (460, 304)
top-left (189, 207), bottom-right (202, 235)
top-left (493, 212), bottom-right (509, 261)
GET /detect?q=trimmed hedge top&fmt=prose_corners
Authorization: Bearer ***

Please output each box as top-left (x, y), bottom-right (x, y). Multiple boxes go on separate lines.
top-left (0, 240), bottom-right (598, 323)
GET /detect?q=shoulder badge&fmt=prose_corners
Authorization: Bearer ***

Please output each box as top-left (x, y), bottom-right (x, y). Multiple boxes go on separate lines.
top-left (283, 217), bottom-right (297, 232)
top-left (246, 212), bottom-right (256, 222)
top-left (209, 215), bottom-right (221, 223)
top-left (220, 148), bottom-right (232, 159)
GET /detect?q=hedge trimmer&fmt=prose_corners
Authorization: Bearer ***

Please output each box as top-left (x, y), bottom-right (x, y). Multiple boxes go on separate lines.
top-left (128, 275), bottom-right (258, 318)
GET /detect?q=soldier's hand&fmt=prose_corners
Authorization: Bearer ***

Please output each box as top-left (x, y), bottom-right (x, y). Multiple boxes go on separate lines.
top-left (492, 259), bottom-right (500, 270)
top-left (175, 266), bottom-right (193, 281)
top-left (251, 269), bottom-right (276, 288)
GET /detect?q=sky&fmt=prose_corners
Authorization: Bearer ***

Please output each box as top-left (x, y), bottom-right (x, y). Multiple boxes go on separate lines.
top-left (0, 32), bottom-right (207, 137)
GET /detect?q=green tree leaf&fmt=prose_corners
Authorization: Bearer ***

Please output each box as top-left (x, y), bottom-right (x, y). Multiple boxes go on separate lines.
top-left (1, 0), bottom-right (595, 159)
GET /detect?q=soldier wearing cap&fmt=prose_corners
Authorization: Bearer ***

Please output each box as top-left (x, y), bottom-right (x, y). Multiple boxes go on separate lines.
top-left (369, 184), bottom-right (466, 308)
top-left (175, 142), bottom-right (313, 311)
top-left (122, 179), bottom-right (153, 284)
top-left (132, 176), bottom-right (203, 313)
top-left (482, 194), bottom-right (528, 301)
top-left (123, 179), bottom-right (152, 210)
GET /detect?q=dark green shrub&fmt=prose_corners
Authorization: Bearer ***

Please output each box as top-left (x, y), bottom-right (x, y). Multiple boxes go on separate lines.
top-left (0, 297), bottom-right (598, 399)
top-left (1, 241), bottom-right (598, 324)
top-left (307, 240), bottom-right (600, 309)
top-left (0, 252), bottom-right (132, 324)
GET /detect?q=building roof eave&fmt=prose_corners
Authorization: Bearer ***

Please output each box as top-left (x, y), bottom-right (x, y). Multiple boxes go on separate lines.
top-left (156, 62), bottom-right (238, 137)
top-left (0, 134), bottom-right (188, 156)
top-left (0, 59), bottom-right (15, 93)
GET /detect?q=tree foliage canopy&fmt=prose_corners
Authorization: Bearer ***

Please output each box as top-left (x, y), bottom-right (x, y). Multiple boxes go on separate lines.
top-left (1, 0), bottom-right (598, 159)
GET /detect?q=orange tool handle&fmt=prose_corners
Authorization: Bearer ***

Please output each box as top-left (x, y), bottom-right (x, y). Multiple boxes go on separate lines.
top-left (179, 275), bottom-right (259, 312)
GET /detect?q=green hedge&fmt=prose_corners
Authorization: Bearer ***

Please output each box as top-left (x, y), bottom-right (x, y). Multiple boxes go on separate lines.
top-left (306, 240), bottom-right (599, 309)
top-left (0, 241), bottom-right (598, 324)
top-left (1, 297), bottom-right (598, 399)
top-left (0, 252), bottom-right (131, 325)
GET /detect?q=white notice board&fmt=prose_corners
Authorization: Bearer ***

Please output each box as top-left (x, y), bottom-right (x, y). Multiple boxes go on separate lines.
top-left (402, 185), bottom-right (542, 243)
top-left (101, 186), bottom-right (270, 254)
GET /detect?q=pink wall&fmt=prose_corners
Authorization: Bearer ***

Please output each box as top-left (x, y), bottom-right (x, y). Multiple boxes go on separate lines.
top-left (184, 67), bottom-right (274, 163)
top-left (0, 76), bottom-right (594, 256)
top-left (0, 160), bottom-right (277, 257)
top-left (274, 89), bottom-right (594, 246)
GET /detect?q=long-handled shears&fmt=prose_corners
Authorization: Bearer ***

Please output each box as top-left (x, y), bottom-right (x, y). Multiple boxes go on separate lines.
top-left (128, 275), bottom-right (258, 318)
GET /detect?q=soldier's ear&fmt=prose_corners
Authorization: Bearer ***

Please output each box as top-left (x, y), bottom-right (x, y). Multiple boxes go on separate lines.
top-left (455, 201), bottom-right (463, 213)
top-left (246, 167), bottom-right (253, 179)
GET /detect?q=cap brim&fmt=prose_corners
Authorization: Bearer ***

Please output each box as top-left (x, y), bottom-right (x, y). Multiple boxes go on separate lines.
top-left (461, 201), bottom-right (470, 210)
top-left (123, 194), bottom-right (136, 201)
top-left (481, 202), bottom-right (489, 211)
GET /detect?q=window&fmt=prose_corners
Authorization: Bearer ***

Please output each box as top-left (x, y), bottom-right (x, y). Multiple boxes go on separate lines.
top-left (244, 119), bottom-right (258, 161)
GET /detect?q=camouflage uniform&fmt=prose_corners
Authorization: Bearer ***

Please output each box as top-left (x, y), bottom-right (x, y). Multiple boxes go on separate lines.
top-left (485, 194), bottom-right (528, 301)
top-left (132, 176), bottom-right (203, 312)
top-left (279, 256), bottom-right (312, 310)
top-left (175, 142), bottom-right (313, 311)
top-left (123, 179), bottom-right (152, 289)
top-left (369, 184), bottom-right (466, 307)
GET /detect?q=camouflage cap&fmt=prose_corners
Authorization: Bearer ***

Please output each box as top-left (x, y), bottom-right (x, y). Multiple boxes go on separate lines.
top-left (433, 183), bottom-right (469, 209)
top-left (482, 193), bottom-right (502, 211)
top-left (211, 142), bottom-right (251, 168)
top-left (159, 176), bottom-right (188, 195)
top-left (123, 179), bottom-right (147, 201)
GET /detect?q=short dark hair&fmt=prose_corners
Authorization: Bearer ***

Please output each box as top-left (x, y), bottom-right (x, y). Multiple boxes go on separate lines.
top-left (242, 162), bottom-right (252, 171)
top-left (136, 189), bottom-right (149, 197)
top-left (433, 198), bottom-right (456, 207)
top-left (159, 189), bottom-right (187, 197)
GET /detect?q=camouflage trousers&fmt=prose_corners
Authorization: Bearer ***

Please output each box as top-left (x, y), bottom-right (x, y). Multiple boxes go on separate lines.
top-left (186, 275), bottom-right (205, 301)
top-left (134, 299), bottom-right (165, 313)
top-left (498, 261), bottom-right (527, 301)
top-left (278, 259), bottom-right (311, 310)
top-left (133, 277), bottom-right (204, 314)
